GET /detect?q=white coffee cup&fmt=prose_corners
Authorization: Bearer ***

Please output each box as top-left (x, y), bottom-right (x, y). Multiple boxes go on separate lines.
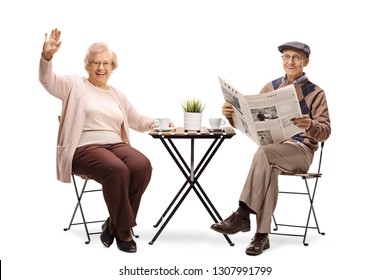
top-left (155, 118), bottom-right (170, 129)
top-left (209, 118), bottom-right (226, 129)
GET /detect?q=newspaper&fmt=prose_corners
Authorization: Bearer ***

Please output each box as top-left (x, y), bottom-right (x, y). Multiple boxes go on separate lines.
top-left (218, 76), bottom-right (304, 146)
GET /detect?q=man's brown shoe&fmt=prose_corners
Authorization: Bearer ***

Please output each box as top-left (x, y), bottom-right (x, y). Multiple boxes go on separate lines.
top-left (245, 233), bottom-right (270, 256)
top-left (210, 212), bottom-right (250, 235)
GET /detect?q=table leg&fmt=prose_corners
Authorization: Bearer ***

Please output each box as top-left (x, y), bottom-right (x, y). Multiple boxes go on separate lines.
top-left (150, 136), bottom-right (234, 246)
top-left (149, 183), bottom-right (193, 245)
top-left (151, 138), bottom-right (191, 228)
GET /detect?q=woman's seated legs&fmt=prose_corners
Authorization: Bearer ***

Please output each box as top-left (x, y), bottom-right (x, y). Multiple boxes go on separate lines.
top-left (72, 143), bottom-right (152, 234)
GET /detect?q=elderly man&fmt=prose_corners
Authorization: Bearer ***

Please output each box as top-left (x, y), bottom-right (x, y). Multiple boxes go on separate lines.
top-left (211, 41), bottom-right (331, 255)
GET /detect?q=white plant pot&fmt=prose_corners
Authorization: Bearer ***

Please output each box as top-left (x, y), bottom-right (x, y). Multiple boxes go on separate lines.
top-left (183, 112), bottom-right (203, 131)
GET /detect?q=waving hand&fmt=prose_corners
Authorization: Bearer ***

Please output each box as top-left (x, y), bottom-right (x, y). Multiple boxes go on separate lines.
top-left (42, 28), bottom-right (62, 61)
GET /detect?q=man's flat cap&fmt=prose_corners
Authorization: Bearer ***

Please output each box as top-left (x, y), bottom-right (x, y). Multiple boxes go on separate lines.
top-left (278, 41), bottom-right (311, 57)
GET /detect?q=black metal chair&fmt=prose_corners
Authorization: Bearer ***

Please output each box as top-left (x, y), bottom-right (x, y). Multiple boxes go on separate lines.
top-left (271, 142), bottom-right (326, 246)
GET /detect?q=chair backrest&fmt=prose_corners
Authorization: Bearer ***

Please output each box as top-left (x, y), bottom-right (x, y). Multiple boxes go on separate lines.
top-left (316, 142), bottom-right (325, 174)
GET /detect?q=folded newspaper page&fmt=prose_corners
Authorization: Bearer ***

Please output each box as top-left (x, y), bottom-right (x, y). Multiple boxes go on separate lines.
top-left (218, 76), bottom-right (304, 146)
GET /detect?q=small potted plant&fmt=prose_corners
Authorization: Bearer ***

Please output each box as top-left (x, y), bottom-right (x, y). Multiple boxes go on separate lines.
top-left (181, 98), bottom-right (206, 131)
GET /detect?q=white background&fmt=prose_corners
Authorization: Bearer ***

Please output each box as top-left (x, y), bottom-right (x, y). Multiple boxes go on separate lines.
top-left (1, 0), bottom-right (389, 279)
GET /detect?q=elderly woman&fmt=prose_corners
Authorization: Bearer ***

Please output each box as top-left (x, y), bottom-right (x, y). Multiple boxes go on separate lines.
top-left (39, 28), bottom-right (164, 253)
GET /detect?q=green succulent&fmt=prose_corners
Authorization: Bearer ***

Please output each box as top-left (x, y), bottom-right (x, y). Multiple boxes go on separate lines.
top-left (181, 98), bottom-right (206, 113)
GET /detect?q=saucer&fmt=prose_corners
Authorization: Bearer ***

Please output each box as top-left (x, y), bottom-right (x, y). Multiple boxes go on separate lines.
top-left (153, 127), bottom-right (176, 132)
top-left (207, 127), bottom-right (225, 132)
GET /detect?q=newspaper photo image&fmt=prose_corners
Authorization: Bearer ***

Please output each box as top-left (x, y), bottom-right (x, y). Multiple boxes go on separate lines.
top-left (218, 76), bottom-right (304, 146)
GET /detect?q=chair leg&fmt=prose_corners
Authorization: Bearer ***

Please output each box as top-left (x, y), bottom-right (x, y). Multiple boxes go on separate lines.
top-left (271, 177), bottom-right (324, 246)
top-left (131, 228), bottom-right (139, 238)
top-left (64, 176), bottom-right (92, 244)
top-left (302, 178), bottom-right (325, 245)
top-left (272, 214), bottom-right (278, 231)
top-left (64, 175), bottom-right (140, 243)
top-left (64, 175), bottom-right (106, 244)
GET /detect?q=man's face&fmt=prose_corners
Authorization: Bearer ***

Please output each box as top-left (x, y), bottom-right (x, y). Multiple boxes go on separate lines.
top-left (281, 48), bottom-right (309, 82)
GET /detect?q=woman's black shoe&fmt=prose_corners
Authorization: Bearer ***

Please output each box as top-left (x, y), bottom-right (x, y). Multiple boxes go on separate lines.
top-left (115, 236), bottom-right (137, 253)
top-left (100, 218), bottom-right (115, 247)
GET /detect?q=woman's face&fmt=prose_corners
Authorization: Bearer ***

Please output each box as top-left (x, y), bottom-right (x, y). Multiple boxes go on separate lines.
top-left (86, 51), bottom-right (113, 89)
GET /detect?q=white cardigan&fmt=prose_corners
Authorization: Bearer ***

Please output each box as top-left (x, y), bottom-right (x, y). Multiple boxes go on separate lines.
top-left (39, 56), bottom-right (155, 183)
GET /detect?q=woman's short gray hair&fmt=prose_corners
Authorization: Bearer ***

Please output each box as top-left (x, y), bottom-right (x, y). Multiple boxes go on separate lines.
top-left (84, 42), bottom-right (118, 70)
